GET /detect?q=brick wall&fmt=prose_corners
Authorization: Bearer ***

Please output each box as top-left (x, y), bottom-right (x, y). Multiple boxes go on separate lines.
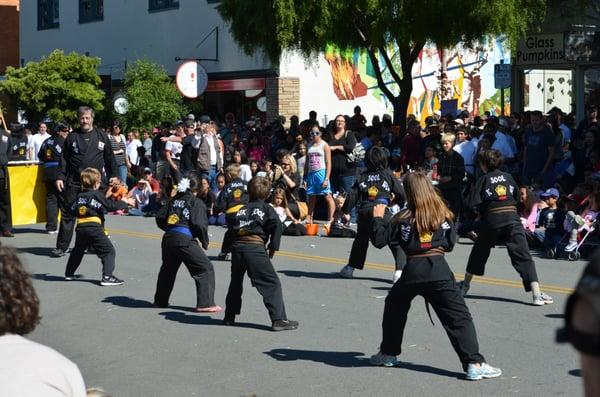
top-left (266, 77), bottom-right (300, 126)
top-left (0, 0), bottom-right (19, 123)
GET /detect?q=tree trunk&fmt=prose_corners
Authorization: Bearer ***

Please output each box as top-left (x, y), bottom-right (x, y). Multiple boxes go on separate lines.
top-left (392, 65), bottom-right (414, 135)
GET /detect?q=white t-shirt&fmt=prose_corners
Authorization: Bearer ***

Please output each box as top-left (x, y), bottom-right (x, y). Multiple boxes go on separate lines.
top-left (454, 140), bottom-right (476, 176)
top-left (240, 164), bottom-right (252, 182)
top-left (130, 185), bottom-right (151, 207)
top-left (0, 334), bottom-right (86, 397)
top-left (31, 132), bottom-right (51, 161)
top-left (165, 141), bottom-right (183, 161)
top-left (126, 139), bottom-right (142, 166)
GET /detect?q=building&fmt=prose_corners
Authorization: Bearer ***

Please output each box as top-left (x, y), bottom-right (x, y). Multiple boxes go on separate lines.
top-left (0, 0), bottom-right (20, 123)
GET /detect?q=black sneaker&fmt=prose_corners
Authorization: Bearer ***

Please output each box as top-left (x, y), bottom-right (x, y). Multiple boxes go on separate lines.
top-left (100, 275), bottom-right (124, 286)
top-left (223, 317), bottom-right (236, 326)
top-left (217, 252), bottom-right (229, 261)
top-left (51, 248), bottom-right (66, 257)
top-left (271, 319), bottom-right (299, 331)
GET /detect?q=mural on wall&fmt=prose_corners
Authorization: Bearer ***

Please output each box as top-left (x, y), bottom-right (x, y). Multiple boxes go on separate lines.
top-left (324, 38), bottom-right (510, 122)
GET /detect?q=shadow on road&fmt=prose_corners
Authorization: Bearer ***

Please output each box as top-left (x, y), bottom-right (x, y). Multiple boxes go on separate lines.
top-left (31, 273), bottom-right (98, 285)
top-left (278, 270), bottom-right (392, 284)
top-left (18, 247), bottom-right (54, 257)
top-left (264, 348), bottom-right (464, 378)
top-left (158, 311), bottom-right (271, 331)
top-left (464, 294), bottom-right (530, 306)
top-left (545, 313), bottom-right (565, 319)
top-left (14, 228), bottom-right (48, 234)
top-left (102, 296), bottom-right (197, 313)
top-left (568, 369), bottom-right (581, 377)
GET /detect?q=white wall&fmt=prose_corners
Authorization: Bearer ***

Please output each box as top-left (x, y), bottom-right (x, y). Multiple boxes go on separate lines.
top-left (19, 0), bottom-right (272, 79)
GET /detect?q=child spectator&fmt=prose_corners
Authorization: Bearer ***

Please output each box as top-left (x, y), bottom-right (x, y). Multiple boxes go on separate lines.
top-left (564, 191), bottom-right (600, 252)
top-left (197, 175), bottom-right (217, 222)
top-left (420, 145), bottom-right (439, 175)
top-left (214, 173), bottom-right (226, 198)
top-left (271, 188), bottom-right (306, 236)
top-left (327, 193), bottom-right (356, 238)
top-left (65, 168), bottom-right (128, 286)
top-left (249, 160), bottom-right (260, 177)
top-left (127, 179), bottom-right (152, 216)
top-left (534, 188), bottom-right (566, 255)
top-left (518, 186), bottom-right (541, 242)
top-left (294, 143), bottom-right (307, 180)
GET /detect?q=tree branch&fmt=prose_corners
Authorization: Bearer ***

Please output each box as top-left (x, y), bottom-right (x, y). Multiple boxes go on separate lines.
top-left (378, 46), bottom-right (403, 86)
top-left (366, 47), bottom-right (395, 101)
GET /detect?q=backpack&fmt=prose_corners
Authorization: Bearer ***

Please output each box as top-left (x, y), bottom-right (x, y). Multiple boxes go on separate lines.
top-left (344, 131), bottom-right (366, 164)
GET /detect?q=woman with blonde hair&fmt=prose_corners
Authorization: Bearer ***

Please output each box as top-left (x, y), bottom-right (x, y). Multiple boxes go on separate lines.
top-left (274, 153), bottom-right (304, 220)
top-left (368, 171), bottom-right (501, 381)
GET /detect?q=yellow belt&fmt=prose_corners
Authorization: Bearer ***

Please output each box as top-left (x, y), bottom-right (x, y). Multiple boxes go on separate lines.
top-left (225, 204), bottom-right (244, 214)
top-left (76, 216), bottom-right (102, 225)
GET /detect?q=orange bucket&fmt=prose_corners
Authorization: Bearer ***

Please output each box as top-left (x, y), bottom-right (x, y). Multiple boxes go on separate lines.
top-left (306, 223), bottom-right (319, 236)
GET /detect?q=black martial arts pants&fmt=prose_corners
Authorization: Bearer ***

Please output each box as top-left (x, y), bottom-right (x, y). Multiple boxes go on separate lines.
top-left (225, 243), bottom-right (287, 322)
top-left (56, 183), bottom-right (79, 251)
top-left (45, 180), bottom-right (61, 231)
top-left (380, 276), bottom-right (485, 371)
top-left (348, 207), bottom-right (405, 270)
top-left (154, 239), bottom-right (216, 308)
top-left (65, 226), bottom-right (116, 278)
top-left (466, 223), bottom-right (539, 291)
top-left (220, 213), bottom-right (237, 254)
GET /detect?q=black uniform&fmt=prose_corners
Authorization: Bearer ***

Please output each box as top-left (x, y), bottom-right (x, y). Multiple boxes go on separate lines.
top-left (64, 190), bottom-right (127, 278)
top-left (371, 214), bottom-right (485, 370)
top-left (56, 128), bottom-right (118, 253)
top-left (154, 191), bottom-right (217, 309)
top-left (465, 169), bottom-right (539, 291)
top-left (215, 178), bottom-right (249, 255)
top-left (9, 134), bottom-right (28, 161)
top-left (224, 200), bottom-right (288, 322)
top-left (0, 130), bottom-right (12, 233)
top-left (38, 134), bottom-right (65, 232)
top-left (343, 168), bottom-right (406, 270)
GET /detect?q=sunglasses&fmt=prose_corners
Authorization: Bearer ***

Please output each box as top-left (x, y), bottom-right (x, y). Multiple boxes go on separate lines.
top-left (281, 163), bottom-right (290, 166)
top-left (310, 131), bottom-right (321, 137)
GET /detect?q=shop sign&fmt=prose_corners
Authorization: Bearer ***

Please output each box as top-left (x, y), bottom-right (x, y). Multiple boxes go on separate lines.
top-left (176, 61), bottom-right (209, 98)
top-left (515, 34), bottom-right (566, 66)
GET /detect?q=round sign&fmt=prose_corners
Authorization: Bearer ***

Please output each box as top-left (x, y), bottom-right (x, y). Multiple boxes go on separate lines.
top-left (176, 61), bottom-right (209, 98)
top-left (256, 97), bottom-right (267, 112)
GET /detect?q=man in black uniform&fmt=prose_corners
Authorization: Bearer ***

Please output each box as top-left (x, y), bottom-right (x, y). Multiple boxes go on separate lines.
top-left (339, 146), bottom-right (406, 282)
top-left (153, 174), bottom-right (221, 312)
top-left (215, 164), bottom-right (249, 260)
top-left (53, 106), bottom-right (118, 257)
top-left (224, 176), bottom-right (298, 331)
top-left (0, 127), bottom-right (13, 237)
top-left (8, 124), bottom-right (29, 162)
top-left (458, 149), bottom-right (553, 306)
top-left (38, 123), bottom-right (69, 234)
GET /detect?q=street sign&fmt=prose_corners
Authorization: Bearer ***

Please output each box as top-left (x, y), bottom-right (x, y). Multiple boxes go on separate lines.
top-left (176, 61), bottom-right (209, 98)
top-left (494, 63), bottom-right (511, 89)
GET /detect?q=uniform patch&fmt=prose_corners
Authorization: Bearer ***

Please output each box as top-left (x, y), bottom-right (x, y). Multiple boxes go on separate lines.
top-left (167, 213), bottom-right (179, 225)
top-left (495, 185), bottom-right (507, 201)
top-left (367, 186), bottom-right (379, 200)
top-left (419, 231), bottom-right (433, 249)
top-left (98, 141), bottom-right (105, 150)
top-left (233, 189), bottom-right (242, 201)
top-left (18, 148), bottom-right (25, 156)
top-left (1, 135), bottom-right (7, 143)
top-left (78, 206), bottom-right (87, 216)
top-left (46, 148), bottom-right (53, 158)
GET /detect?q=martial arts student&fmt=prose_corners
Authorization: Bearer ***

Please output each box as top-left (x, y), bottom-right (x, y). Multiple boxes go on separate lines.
top-left (64, 168), bottom-right (127, 286)
top-left (153, 174), bottom-right (221, 312)
top-left (369, 171), bottom-right (502, 381)
top-left (339, 146), bottom-right (406, 282)
top-left (223, 176), bottom-right (298, 331)
top-left (458, 149), bottom-right (554, 306)
top-left (216, 164), bottom-right (249, 260)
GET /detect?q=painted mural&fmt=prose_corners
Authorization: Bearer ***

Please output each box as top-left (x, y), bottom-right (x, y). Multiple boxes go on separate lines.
top-left (323, 38), bottom-right (510, 122)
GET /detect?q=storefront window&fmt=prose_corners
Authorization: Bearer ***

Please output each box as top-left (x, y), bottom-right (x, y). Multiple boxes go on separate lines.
top-left (584, 67), bottom-right (600, 108)
top-left (523, 69), bottom-right (573, 113)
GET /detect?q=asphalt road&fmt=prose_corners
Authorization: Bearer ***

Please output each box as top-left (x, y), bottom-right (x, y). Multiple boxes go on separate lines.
top-left (10, 216), bottom-right (585, 396)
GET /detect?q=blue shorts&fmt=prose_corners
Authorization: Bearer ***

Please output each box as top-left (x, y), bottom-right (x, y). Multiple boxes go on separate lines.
top-left (306, 169), bottom-right (332, 196)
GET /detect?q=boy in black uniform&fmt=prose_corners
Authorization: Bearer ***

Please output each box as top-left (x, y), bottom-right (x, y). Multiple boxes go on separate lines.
top-left (216, 164), bottom-right (249, 260)
top-left (38, 123), bottom-right (69, 234)
top-left (458, 150), bottom-right (554, 306)
top-left (64, 168), bottom-right (128, 286)
top-left (153, 174), bottom-right (221, 312)
top-left (369, 172), bottom-right (502, 381)
top-left (224, 176), bottom-right (298, 331)
top-left (339, 146), bottom-right (406, 282)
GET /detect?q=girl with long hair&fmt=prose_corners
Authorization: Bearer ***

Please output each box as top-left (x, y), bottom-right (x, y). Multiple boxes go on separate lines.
top-left (369, 171), bottom-right (502, 381)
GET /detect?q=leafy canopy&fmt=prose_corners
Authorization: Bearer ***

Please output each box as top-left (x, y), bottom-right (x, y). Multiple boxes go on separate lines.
top-left (120, 60), bottom-right (184, 132)
top-left (218, 0), bottom-right (546, 62)
top-left (0, 50), bottom-right (105, 124)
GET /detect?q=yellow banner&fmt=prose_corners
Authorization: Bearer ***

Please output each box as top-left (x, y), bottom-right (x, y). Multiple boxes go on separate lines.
top-left (8, 164), bottom-right (47, 226)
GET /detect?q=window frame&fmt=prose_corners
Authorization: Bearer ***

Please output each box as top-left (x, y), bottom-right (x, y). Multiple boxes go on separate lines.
top-left (79, 0), bottom-right (104, 24)
top-left (148, 0), bottom-right (179, 12)
top-left (37, 0), bottom-right (60, 31)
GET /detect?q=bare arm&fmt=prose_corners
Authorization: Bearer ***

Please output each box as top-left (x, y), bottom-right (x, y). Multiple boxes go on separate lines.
top-left (324, 143), bottom-right (332, 182)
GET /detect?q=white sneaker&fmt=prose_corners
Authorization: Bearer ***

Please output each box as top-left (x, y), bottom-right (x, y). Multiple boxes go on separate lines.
top-left (564, 241), bottom-right (578, 252)
top-left (465, 363), bottom-right (502, 380)
top-left (339, 265), bottom-right (354, 278)
top-left (533, 292), bottom-right (554, 306)
top-left (392, 270), bottom-right (402, 283)
top-left (370, 351), bottom-right (399, 367)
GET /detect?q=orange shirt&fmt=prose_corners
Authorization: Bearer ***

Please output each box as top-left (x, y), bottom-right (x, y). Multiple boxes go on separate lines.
top-left (108, 185), bottom-right (128, 201)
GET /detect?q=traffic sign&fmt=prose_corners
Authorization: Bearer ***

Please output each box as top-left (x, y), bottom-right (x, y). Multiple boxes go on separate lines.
top-left (176, 61), bottom-right (209, 98)
top-left (494, 63), bottom-right (511, 89)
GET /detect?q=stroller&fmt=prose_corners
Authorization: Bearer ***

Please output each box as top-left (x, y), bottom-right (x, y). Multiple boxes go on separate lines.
top-left (548, 219), bottom-right (599, 261)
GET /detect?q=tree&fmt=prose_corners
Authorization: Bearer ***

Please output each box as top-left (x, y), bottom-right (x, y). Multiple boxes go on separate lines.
top-left (218, 0), bottom-right (546, 130)
top-left (120, 60), bottom-right (184, 132)
top-left (0, 50), bottom-right (104, 124)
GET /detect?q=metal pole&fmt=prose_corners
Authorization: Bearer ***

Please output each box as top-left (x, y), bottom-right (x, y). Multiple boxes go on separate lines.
top-left (500, 59), bottom-right (505, 116)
